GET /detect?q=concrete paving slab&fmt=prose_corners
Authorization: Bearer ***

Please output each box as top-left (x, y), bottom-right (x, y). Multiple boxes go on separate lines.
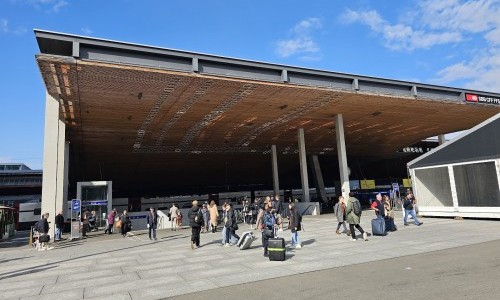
top-left (19, 288), bottom-right (84, 300)
top-left (1, 215), bottom-right (499, 299)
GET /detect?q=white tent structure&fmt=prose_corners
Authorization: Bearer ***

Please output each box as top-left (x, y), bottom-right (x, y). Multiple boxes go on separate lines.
top-left (408, 113), bottom-right (500, 219)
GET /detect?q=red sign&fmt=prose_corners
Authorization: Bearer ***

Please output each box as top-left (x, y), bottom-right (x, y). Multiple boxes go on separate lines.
top-left (465, 93), bottom-right (500, 105)
top-left (465, 93), bottom-right (478, 102)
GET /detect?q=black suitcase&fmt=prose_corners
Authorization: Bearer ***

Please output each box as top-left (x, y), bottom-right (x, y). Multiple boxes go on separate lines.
top-left (268, 237), bottom-right (286, 261)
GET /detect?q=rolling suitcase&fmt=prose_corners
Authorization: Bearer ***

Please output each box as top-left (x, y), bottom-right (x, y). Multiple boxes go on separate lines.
top-left (237, 231), bottom-right (256, 250)
top-left (268, 228), bottom-right (286, 261)
top-left (371, 216), bottom-right (387, 236)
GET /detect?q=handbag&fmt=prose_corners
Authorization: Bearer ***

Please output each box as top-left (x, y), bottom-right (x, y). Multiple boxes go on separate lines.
top-left (115, 220), bottom-right (122, 228)
top-left (232, 223), bottom-right (239, 231)
top-left (39, 235), bottom-right (50, 243)
top-left (263, 228), bottom-right (273, 238)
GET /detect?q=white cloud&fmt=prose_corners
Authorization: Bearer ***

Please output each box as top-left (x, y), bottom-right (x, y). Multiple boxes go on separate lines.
top-left (340, 1), bottom-right (500, 92)
top-left (0, 18), bottom-right (27, 35)
top-left (13, 0), bottom-right (68, 12)
top-left (276, 17), bottom-right (323, 58)
top-left (81, 27), bottom-right (93, 35)
top-left (0, 19), bottom-right (8, 33)
top-left (435, 49), bottom-right (500, 92)
top-left (340, 9), bottom-right (462, 51)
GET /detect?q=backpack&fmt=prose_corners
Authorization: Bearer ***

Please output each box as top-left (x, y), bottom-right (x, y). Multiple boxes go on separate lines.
top-left (353, 199), bottom-right (362, 216)
top-left (34, 220), bottom-right (43, 232)
top-left (195, 209), bottom-right (204, 225)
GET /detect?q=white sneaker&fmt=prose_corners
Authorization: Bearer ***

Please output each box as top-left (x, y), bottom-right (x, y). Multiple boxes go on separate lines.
top-left (363, 232), bottom-right (368, 241)
top-left (349, 238), bottom-right (357, 241)
top-left (295, 244), bottom-right (302, 249)
top-left (224, 243), bottom-right (230, 247)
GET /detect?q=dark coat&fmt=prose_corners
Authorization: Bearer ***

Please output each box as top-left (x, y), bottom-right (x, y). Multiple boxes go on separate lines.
top-left (188, 207), bottom-right (201, 228)
top-left (290, 210), bottom-right (301, 233)
top-left (225, 209), bottom-right (236, 228)
top-left (40, 218), bottom-right (49, 234)
top-left (55, 214), bottom-right (65, 229)
top-left (146, 211), bottom-right (158, 227)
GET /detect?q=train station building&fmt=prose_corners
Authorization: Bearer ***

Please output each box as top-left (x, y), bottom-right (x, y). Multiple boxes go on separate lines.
top-left (34, 30), bottom-right (500, 233)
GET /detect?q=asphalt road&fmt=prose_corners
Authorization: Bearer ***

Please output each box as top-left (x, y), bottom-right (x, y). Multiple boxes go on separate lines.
top-left (172, 239), bottom-right (500, 300)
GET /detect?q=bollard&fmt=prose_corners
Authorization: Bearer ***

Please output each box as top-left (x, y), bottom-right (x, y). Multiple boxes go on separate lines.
top-left (29, 226), bottom-right (33, 246)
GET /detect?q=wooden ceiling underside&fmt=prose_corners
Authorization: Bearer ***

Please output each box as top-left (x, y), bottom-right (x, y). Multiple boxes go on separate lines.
top-left (37, 55), bottom-right (500, 158)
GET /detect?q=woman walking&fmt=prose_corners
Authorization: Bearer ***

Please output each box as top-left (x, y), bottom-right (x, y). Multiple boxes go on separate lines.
top-left (346, 192), bottom-right (368, 241)
top-left (208, 200), bottom-right (219, 233)
top-left (334, 196), bottom-right (349, 235)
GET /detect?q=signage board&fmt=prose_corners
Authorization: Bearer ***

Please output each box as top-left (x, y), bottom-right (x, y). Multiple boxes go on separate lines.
top-left (71, 199), bottom-right (81, 211)
top-left (465, 93), bottom-right (500, 105)
top-left (360, 180), bottom-right (376, 190)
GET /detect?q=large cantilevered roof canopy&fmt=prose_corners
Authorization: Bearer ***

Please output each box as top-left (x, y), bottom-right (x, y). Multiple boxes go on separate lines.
top-left (34, 30), bottom-right (500, 196)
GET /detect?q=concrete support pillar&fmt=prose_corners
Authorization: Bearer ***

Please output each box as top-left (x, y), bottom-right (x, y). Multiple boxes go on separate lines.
top-left (271, 145), bottom-right (280, 197)
top-left (335, 114), bottom-right (350, 198)
top-left (438, 134), bottom-right (446, 145)
top-left (311, 155), bottom-right (327, 201)
top-left (63, 141), bottom-right (70, 215)
top-left (41, 92), bottom-right (67, 241)
top-left (298, 128), bottom-right (310, 202)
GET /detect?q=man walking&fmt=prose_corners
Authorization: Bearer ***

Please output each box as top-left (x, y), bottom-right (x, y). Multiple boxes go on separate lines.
top-left (403, 192), bottom-right (423, 226)
top-left (146, 207), bottom-right (158, 240)
top-left (55, 210), bottom-right (64, 241)
top-left (224, 203), bottom-right (240, 246)
top-left (188, 200), bottom-right (202, 249)
top-left (105, 209), bottom-right (116, 234)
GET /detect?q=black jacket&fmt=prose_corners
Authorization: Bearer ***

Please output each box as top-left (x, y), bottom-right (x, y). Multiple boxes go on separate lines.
top-left (146, 211), bottom-right (158, 226)
top-left (290, 210), bottom-right (301, 233)
top-left (40, 218), bottom-right (49, 234)
top-left (225, 209), bottom-right (236, 228)
top-left (188, 207), bottom-right (201, 228)
top-left (55, 214), bottom-right (65, 229)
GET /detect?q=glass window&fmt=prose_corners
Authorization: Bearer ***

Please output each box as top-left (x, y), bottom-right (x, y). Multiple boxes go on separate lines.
top-left (454, 162), bottom-right (500, 207)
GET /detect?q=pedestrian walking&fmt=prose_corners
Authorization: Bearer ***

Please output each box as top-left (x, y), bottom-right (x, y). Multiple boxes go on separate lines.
top-left (224, 203), bottom-right (240, 246)
top-left (105, 209), bottom-right (116, 234)
top-left (188, 200), bottom-right (202, 249)
top-left (334, 196), bottom-right (349, 235)
top-left (289, 203), bottom-right (301, 249)
top-left (346, 192), bottom-right (368, 241)
top-left (146, 207), bottom-right (158, 240)
top-left (208, 200), bottom-right (219, 233)
top-left (54, 210), bottom-right (64, 241)
top-left (169, 203), bottom-right (180, 231)
top-left (120, 210), bottom-right (131, 237)
top-left (403, 192), bottom-right (423, 226)
top-left (262, 203), bottom-right (276, 257)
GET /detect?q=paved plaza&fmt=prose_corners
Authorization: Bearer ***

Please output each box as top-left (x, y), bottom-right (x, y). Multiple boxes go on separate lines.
top-left (1, 213), bottom-right (500, 299)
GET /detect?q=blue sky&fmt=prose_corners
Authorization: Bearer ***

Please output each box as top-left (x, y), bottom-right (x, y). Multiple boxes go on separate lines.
top-left (1, 0), bottom-right (499, 169)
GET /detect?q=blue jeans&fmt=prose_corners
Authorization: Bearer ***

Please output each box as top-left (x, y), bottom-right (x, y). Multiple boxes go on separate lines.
top-left (55, 227), bottom-right (62, 241)
top-left (291, 231), bottom-right (300, 246)
top-left (404, 209), bottom-right (420, 225)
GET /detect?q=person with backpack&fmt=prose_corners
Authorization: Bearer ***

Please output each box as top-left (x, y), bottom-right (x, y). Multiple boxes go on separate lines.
top-left (224, 203), bottom-right (240, 246)
top-left (346, 192), bottom-right (368, 241)
top-left (289, 203), bottom-right (301, 249)
top-left (334, 196), bottom-right (349, 235)
top-left (188, 200), bottom-right (203, 249)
